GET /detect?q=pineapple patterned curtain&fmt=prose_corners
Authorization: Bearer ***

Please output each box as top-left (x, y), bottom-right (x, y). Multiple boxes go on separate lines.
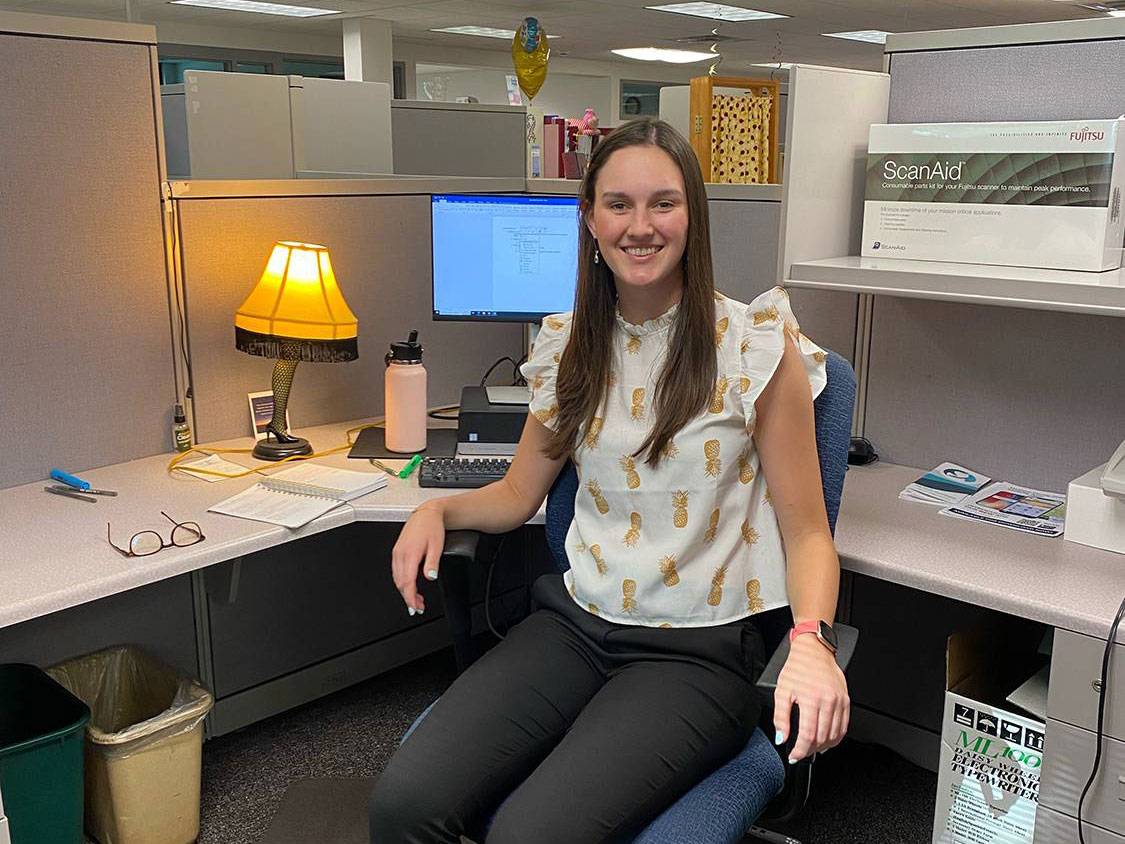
top-left (709, 92), bottom-right (772, 184)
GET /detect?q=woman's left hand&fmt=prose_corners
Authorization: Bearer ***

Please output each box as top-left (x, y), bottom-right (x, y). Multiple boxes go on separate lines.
top-left (773, 634), bottom-right (850, 764)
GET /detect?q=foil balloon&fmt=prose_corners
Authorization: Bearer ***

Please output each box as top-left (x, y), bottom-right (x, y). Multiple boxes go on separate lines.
top-left (512, 17), bottom-right (549, 101)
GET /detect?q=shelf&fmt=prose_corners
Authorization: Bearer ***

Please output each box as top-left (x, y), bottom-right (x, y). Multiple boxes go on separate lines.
top-left (785, 255), bottom-right (1125, 317)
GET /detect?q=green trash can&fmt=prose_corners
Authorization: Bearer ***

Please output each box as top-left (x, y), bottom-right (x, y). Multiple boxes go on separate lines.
top-left (0, 663), bottom-right (90, 844)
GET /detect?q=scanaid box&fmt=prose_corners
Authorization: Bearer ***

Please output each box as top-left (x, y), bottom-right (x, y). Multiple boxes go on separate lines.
top-left (863, 119), bottom-right (1125, 271)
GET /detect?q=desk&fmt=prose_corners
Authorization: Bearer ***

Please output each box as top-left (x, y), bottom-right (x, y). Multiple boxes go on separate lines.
top-left (2, 429), bottom-right (1120, 637)
top-left (0, 419), bottom-right (544, 631)
top-left (2, 425), bottom-right (1123, 840)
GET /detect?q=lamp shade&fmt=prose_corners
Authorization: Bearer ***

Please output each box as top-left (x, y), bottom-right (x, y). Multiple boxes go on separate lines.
top-left (235, 241), bottom-right (358, 362)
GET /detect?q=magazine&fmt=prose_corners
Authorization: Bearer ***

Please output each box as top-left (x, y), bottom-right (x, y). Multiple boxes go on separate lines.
top-left (939, 482), bottom-right (1066, 538)
top-left (900, 462), bottom-right (991, 506)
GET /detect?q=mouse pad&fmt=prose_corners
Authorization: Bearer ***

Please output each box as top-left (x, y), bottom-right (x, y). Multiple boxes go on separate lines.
top-left (347, 426), bottom-right (458, 460)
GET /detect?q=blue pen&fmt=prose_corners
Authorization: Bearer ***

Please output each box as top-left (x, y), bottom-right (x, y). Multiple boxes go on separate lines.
top-left (51, 469), bottom-right (90, 491)
top-left (48, 469), bottom-right (118, 496)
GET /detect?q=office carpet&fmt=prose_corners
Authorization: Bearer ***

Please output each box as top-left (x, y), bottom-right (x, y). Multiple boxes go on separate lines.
top-left (198, 647), bottom-right (938, 844)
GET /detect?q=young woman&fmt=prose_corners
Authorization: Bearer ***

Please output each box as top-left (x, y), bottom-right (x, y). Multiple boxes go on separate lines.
top-left (370, 117), bottom-right (849, 844)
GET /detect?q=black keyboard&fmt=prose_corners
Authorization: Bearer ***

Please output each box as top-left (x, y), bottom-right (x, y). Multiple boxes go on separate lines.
top-left (418, 456), bottom-right (511, 488)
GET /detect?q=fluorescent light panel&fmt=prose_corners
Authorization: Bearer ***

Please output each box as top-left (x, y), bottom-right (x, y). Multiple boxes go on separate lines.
top-left (611, 47), bottom-right (714, 63)
top-left (170, 0), bottom-right (339, 16)
top-left (645, 2), bottom-right (787, 21)
top-left (823, 29), bottom-right (892, 44)
top-left (752, 61), bottom-right (794, 68)
top-left (430, 26), bottom-right (560, 39)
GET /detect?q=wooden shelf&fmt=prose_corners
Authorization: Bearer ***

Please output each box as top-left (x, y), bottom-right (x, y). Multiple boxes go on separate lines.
top-left (785, 255), bottom-right (1125, 317)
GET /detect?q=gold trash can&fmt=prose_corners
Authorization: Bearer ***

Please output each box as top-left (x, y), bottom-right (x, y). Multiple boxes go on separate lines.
top-left (48, 646), bottom-right (213, 844)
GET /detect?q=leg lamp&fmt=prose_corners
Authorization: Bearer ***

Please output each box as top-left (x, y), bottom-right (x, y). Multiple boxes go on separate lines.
top-left (234, 241), bottom-right (359, 461)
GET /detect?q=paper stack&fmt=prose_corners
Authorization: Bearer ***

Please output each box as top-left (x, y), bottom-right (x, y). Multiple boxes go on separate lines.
top-left (900, 462), bottom-right (990, 506)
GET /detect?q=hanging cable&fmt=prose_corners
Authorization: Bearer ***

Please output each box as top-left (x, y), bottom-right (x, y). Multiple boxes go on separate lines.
top-left (1078, 593), bottom-right (1125, 844)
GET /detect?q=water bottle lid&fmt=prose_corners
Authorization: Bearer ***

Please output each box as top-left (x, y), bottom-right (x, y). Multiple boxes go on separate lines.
top-left (388, 329), bottom-right (423, 363)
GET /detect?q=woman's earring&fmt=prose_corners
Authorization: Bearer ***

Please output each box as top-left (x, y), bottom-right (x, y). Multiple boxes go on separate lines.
top-left (594, 245), bottom-right (600, 264)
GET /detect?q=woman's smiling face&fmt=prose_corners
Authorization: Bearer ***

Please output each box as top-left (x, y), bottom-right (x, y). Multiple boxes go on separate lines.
top-left (585, 144), bottom-right (689, 301)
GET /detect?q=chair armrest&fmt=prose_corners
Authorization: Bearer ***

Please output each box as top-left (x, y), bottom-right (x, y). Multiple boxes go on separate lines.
top-left (754, 622), bottom-right (858, 692)
top-left (752, 623), bottom-right (858, 827)
top-left (442, 529), bottom-right (483, 562)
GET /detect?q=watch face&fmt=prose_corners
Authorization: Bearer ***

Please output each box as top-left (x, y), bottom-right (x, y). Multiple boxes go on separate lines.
top-left (818, 620), bottom-right (839, 650)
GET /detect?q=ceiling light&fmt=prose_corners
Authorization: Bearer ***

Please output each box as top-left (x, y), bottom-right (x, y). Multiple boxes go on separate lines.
top-left (752, 61), bottom-right (794, 69)
top-left (645, 3), bottom-right (787, 21)
top-left (611, 47), bottom-right (714, 63)
top-left (170, 0), bottom-right (339, 16)
top-left (431, 26), bottom-right (560, 39)
top-left (822, 30), bottom-right (892, 44)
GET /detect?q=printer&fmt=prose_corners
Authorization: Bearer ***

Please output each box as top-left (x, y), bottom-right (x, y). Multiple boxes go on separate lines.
top-left (1065, 439), bottom-right (1125, 555)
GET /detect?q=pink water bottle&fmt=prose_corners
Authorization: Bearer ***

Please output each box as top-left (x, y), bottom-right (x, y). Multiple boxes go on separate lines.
top-left (384, 330), bottom-right (427, 453)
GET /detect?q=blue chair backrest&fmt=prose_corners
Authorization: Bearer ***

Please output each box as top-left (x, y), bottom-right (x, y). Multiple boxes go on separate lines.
top-left (544, 349), bottom-right (856, 572)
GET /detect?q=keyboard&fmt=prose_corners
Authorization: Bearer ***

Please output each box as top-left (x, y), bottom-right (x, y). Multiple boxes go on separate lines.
top-left (418, 456), bottom-right (511, 488)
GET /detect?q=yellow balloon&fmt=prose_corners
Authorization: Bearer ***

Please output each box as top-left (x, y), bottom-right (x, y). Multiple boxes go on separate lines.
top-left (512, 21), bottom-right (550, 101)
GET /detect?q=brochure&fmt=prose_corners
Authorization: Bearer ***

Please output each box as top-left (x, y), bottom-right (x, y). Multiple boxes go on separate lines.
top-left (900, 462), bottom-right (991, 506)
top-left (940, 482), bottom-right (1067, 538)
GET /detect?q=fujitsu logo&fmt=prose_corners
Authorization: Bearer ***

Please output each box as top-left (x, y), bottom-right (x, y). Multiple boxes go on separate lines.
top-left (1070, 126), bottom-right (1105, 143)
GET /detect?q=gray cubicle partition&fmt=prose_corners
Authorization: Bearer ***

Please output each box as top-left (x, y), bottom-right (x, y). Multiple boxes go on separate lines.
top-left (870, 23), bottom-right (1125, 492)
top-left (173, 187), bottom-right (523, 443)
top-left (887, 31), bottom-right (1125, 124)
top-left (0, 17), bottom-right (175, 490)
top-left (709, 199), bottom-right (857, 361)
top-left (844, 21), bottom-right (1125, 770)
top-left (391, 101), bottom-right (526, 178)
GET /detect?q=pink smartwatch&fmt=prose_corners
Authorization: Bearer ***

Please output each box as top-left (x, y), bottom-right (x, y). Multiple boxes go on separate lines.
top-left (789, 619), bottom-right (839, 654)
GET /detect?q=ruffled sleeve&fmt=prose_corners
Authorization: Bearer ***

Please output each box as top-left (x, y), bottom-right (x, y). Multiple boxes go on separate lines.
top-left (738, 287), bottom-right (828, 424)
top-left (519, 312), bottom-right (571, 431)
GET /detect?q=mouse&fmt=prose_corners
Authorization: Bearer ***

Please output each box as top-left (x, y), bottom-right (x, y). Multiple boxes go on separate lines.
top-left (847, 437), bottom-right (878, 466)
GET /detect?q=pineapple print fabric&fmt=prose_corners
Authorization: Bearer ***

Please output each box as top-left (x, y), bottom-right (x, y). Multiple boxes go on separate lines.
top-left (519, 286), bottom-right (827, 627)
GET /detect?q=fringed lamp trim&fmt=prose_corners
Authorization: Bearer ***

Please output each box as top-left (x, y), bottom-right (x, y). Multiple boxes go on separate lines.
top-left (235, 327), bottom-right (358, 363)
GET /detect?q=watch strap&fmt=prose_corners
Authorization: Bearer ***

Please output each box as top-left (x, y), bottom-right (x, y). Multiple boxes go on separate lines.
top-left (789, 620), bottom-right (821, 641)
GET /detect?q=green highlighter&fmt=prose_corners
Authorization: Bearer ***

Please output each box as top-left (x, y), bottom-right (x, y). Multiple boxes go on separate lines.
top-left (398, 454), bottom-right (423, 479)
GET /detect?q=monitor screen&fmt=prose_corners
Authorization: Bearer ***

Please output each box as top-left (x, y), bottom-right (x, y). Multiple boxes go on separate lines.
top-left (432, 193), bottom-right (580, 322)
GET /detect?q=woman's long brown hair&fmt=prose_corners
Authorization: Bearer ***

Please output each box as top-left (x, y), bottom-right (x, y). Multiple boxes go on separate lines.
top-left (545, 117), bottom-right (717, 468)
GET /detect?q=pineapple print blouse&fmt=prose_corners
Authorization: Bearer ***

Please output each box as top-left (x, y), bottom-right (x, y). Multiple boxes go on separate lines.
top-left (519, 286), bottom-right (828, 628)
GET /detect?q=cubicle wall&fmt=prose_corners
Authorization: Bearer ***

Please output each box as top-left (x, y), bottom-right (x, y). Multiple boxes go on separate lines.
top-left (886, 36), bottom-right (1125, 124)
top-left (0, 21), bottom-right (175, 491)
top-left (391, 101), bottom-right (526, 178)
top-left (844, 25), bottom-right (1125, 767)
top-left (710, 198), bottom-right (858, 359)
top-left (869, 29), bottom-right (1125, 492)
top-left (174, 187), bottom-right (523, 442)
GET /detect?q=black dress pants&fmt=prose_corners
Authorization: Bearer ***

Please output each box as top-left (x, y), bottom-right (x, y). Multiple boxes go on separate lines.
top-left (369, 573), bottom-right (766, 844)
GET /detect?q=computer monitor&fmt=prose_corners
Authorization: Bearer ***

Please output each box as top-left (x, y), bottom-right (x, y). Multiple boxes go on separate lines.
top-left (431, 193), bottom-right (580, 323)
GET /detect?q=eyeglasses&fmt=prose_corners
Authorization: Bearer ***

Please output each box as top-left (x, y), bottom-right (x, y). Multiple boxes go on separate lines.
top-left (106, 511), bottom-right (205, 558)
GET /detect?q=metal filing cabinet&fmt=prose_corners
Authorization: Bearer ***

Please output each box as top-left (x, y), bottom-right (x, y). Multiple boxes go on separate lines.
top-left (1035, 630), bottom-right (1125, 842)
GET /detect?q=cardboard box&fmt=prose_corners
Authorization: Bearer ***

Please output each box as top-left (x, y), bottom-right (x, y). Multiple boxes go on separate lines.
top-left (1065, 463), bottom-right (1125, 555)
top-left (933, 629), bottom-right (1048, 844)
top-left (863, 119), bottom-right (1125, 271)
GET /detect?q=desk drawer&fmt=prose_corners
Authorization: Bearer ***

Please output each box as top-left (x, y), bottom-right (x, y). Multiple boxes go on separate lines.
top-left (1048, 629), bottom-right (1125, 739)
top-left (1040, 718), bottom-right (1125, 832)
top-left (1034, 805), bottom-right (1125, 844)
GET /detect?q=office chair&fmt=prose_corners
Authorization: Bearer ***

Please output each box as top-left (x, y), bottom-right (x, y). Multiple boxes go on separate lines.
top-left (407, 349), bottom-right (858, 844)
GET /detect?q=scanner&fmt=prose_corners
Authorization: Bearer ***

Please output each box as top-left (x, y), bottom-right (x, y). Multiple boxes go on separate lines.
top-left (457, 386), bottom-right (528, 456)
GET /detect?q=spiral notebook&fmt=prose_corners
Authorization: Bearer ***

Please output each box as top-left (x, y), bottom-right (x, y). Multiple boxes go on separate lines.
top-left (208, 462), bottom-right (388, 529)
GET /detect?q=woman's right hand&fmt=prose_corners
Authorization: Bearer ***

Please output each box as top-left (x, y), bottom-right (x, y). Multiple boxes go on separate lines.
top-left (391, 502), bottom-right (446, 615)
